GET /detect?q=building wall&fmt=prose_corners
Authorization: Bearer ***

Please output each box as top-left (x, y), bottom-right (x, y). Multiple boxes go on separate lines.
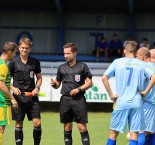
top-left (0, 11), bottom-right (155, 54)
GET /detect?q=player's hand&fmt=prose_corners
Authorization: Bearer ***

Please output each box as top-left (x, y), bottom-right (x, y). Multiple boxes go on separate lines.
top-left (70, 88), bottom-right (79, 96)
top-left (32, 88), bottom-right (39, 96)
top-left (140, 91), bottom-right (147, 99)
top-left (110, 94), bottom-right (119, 102)
top-left (50, 79), bottom-right (56, 87)
top-left (140, 91), bottom-right (147, 96)
top-left (12, 87), bottom-right (21, 96)
top-left (11, 98), bottom-right (18, 109)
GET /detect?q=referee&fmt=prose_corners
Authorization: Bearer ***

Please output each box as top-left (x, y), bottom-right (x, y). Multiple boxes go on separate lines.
top-left (8, 38), bottom-right (42, 145)
top-left (51, 43), bottom-right (92, 145)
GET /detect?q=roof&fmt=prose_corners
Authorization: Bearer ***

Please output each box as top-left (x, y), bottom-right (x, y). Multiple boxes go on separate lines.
top-left (0, 0), bottom-right (155, 14)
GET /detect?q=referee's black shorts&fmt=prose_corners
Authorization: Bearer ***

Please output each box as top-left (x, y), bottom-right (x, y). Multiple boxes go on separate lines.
top-left (59, 96), bottom-right (88, 123)
top-left (12, 94), bottom-right (41, 121)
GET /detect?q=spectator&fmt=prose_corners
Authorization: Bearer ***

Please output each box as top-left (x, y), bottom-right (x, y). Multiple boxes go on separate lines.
top-left (96, 37), bottom-right (109, 61)
top-left (108, 33), bottom-right (122, 59)
top-left (123, 35), bottom-right (132, 49)
top-left (151, 42), bottom-right (155, 49)
top-left (139, 38), bottom-right (150, 49)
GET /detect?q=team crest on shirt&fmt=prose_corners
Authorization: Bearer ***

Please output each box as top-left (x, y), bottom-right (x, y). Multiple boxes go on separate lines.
top-left (30, 71), bottom-right (34, 78)
top-left (75, 75), bottom-right (80, 82)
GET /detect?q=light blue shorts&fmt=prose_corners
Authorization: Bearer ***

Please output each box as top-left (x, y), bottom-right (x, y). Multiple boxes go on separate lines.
top-left (110, 107), bottom-right (144, 133)
top-left (143, 102), bottom-right (155, 132)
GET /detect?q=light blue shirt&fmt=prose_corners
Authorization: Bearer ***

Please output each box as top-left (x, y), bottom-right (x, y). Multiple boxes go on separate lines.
top-left (105, 57), bottom-right (154, 110)
top-left (144, 62), bottom-right (155, 104)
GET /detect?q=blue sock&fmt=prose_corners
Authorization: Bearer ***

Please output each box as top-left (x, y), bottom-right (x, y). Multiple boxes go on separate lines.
top-left (129, 139), bottom-right (138, 145)
top-left (137, 133), bottom-right (145, 145)
top-left (148, 134), bottom-right (155, 145)
top-left (106, 138), bottom-right (116, 145)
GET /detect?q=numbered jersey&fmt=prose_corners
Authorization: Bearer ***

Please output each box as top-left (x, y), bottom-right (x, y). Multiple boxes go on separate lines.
top-left (105, 57), bottom-right (154, 110)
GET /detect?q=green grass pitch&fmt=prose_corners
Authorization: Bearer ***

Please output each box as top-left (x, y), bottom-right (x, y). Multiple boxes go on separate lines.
top-left (3, 112), bottom-right (128, 145)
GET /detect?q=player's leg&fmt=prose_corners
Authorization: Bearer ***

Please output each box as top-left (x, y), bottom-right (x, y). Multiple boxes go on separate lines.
top-left (0, 126), bottom-right (5, 145)
top-left (143, 103), bottom-right (155, 145)
top-left (137, 131), bottom-right (146, 145)
top-left (129, 132), bottom-right (138, 145)
top-left (0, 106), bottom-right (12, 145)
top-left (29, 98), bottom-right (42, 145)
top-left (106, 109), bottom-right (129, 145)
top-left (106, 130), bottom-right (119, 145)
top-left (64, 123), bottom-right (73, 145)
top-left (60, 97), bottom-right (73, 145)
top-left (147, 133), bottom-right (155, 145)
top-left (128, 107), bottom-right (144, 145)
top-left (72, 97), bottom-right (90, 145)
top-left (12, 96), bottom-right (25, 145)
top-left (32, 118), bottom-right (42, 145)
top-left (77, 123), bottom-right (90, 145)
top-left (15, 121), bottom-right (23, 145)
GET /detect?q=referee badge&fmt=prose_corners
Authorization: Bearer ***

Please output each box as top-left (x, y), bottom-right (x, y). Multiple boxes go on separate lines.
top-left (30, 71), bottom-right (34, 78)
top-left (75, 75), bottom-right (80, 82)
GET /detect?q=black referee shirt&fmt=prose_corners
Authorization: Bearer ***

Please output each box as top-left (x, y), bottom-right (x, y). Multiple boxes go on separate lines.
top-left (56, 61), bottom-right (92, 97)
top-left (8, 56), bottom-right (41, 92)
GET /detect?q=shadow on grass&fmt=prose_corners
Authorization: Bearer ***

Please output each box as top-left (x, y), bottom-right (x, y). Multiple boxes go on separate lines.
top-left (40, 102), bottom-right (113, 112)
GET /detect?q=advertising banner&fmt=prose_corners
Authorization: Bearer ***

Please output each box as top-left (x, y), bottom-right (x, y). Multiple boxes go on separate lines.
top-left (39, 75), bottom-right (116, 103)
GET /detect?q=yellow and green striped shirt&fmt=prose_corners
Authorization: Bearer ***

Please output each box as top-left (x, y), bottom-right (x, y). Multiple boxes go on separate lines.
top-left (0, 58), bottom-right (11, 107)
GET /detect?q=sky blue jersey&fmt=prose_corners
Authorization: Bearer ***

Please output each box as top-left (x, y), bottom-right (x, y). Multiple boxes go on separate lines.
top-left (104, 57), bottom-right (154, 110)
top-left (144, 62), bottom-right (155, 104)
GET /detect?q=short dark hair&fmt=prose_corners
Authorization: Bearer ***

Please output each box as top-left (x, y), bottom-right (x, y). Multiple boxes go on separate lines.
top-left (19, 37), bottom-right (32, 47)
top-left (63, 43), bottom-right (78, 53)
top-left (113, 33), bottom-right (118, 37)
top-left (143, 38), bottom-right (148, 41)
top-left (2, 42), bottom-right (18, 54)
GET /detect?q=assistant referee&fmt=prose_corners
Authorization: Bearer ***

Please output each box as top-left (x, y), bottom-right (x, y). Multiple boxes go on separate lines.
top-left (8, 38), bottom-right (42, 145)
top-left (51, 43), bottom-right (92, 145)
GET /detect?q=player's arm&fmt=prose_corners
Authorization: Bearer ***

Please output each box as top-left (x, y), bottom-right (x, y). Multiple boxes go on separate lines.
top-left (102, 74), bottom-right (117, 101)
top-left (32, 72), bottom-right (42, 95)
top-left (35, 73), bottom-right (42, 90)
top-left (51, 66), bottom-right (62, 89)
top-left (141, 74), bottom-right (155, 96)
top-left (81, 77), bottom-right (92, 91)
top-left (102, 74), bottom-right (113, 97)
top-left (10, 82), bottom-right (21, 96)
top-left (8, 60), bottom-right (21, 95)
top-left (0, 80), bottom-right (18, 108)
top-left (80, 64), bottom-right (93, 91)
top-left (70, 77), bottom-right (92, 96)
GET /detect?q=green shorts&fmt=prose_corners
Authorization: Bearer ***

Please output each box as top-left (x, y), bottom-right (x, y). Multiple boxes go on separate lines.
top-left (0, 106), bottom-right (12, 126)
